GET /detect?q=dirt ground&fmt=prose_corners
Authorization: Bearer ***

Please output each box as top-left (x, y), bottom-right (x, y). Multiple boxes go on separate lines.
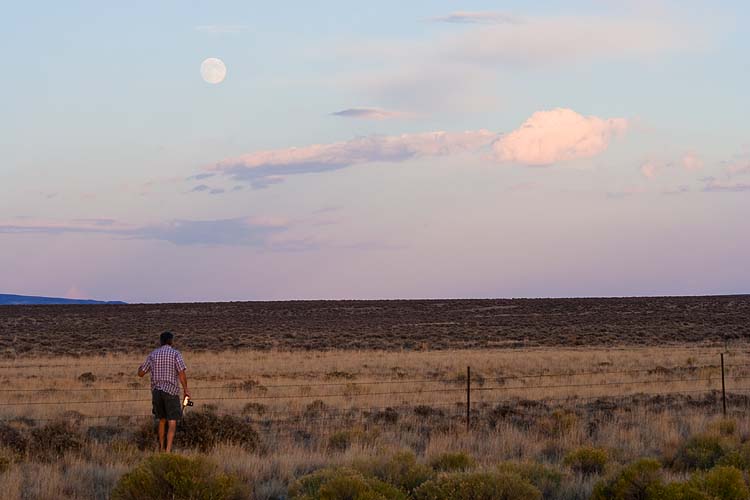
top-left (0, 295), bottom-right (748, 357)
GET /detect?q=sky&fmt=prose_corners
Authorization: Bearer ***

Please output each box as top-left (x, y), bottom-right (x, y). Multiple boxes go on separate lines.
top-left (1, 0), bottom-right (749, 303)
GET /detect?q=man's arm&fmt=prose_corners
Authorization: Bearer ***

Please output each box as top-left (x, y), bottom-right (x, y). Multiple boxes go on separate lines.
top-left (137, 356), bottom-right (151, 377)
top-left (178, 370), bottom-right (190, 398)
top-left (176, 353), bottom-right (190, 397)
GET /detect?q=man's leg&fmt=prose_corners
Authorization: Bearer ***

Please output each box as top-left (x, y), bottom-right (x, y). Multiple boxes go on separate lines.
top-left (158, 419), bottom-right (167, 451)
top-left (165, 420), bottom-right (177, 452)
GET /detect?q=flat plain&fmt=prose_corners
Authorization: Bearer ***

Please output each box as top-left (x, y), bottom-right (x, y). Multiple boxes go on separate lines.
top-left (2, 296), bottom-right (750, 499)
top-left (1, 295), bottom-right (749, 357)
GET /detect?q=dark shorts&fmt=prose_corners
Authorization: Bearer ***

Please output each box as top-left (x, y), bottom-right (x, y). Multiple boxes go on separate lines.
top-left (152, 389), bottom-right (182, 420)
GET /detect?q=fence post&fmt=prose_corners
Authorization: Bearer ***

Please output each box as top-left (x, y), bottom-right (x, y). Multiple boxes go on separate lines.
top-left (721, 353), bottom-right (727, 417)
top-left (466, 366), bottom-right (471, 432)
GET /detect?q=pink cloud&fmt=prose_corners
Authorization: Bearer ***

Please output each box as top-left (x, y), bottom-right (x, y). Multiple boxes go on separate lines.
top-left (207, 108), bottom-right (628, 188)
top-left (64, 286), bottom-right (87, 300)
top-left (493, 108), bottom-right (628, 166)
top-left (682, 152), bottom-right (704, 171)
top-left (641, 161), bottom-right (659, 179)
top-left (213, 129), bottom-right (497, 184)
top-left (727, 159), bottom-right (750, 176)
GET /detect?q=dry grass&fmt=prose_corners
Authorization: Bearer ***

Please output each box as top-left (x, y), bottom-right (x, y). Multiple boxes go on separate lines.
top-left (2, 345), bottom-right (750, 499)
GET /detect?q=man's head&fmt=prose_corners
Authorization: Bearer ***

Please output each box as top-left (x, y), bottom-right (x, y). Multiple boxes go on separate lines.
top-left (160, 331), bottom-right (174, 346)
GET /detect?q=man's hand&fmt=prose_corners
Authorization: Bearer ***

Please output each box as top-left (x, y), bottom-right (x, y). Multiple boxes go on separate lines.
top-left (137, 367), bottom-right (147, 377)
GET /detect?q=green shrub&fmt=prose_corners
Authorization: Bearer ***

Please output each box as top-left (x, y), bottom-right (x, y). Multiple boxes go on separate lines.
top-left (496, 462), bottom-right (564, 498)
top-left (328, 430), bottom-right (353, 451)
top-left (688, 466), bottom-right (749, 500)
top-left (353, 451), bottom-right (434, 494)
top-left (655, 482), bottom-right (710, 500)
top-left (591, 459), bottom-right (664, 500)
top-left (673, 434), bottom-right (733, 471)
top-left (29, 420), bottom-right (84, 461)
top-left (414, 472), bottom-right (541, 500)
top-left (718, 442), bottom-right (750, 469)
top-left (429, 452), bottom-right (477, 472)
top-left (708, 419), bottom-right (737, 437)
top-left (537, 410), bottom-right (577, 437)
top-left (112, 454), bottom-right (246, 500)
top-left (288, 467), bottom-right (407, 500)
top-left (0, 451), bottom-right (12, 474)
top-left (178, 410), bottom-right (259, 452)
top-left (563, 446), bottom-right (608, 475)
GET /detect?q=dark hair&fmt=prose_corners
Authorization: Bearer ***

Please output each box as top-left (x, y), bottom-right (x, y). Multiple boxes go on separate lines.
top-left (160, 331), bottom-right (174, 346)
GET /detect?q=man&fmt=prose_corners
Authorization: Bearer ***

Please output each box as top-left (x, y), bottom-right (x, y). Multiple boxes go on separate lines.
top-left (138, 331), bottom-right (190, 452)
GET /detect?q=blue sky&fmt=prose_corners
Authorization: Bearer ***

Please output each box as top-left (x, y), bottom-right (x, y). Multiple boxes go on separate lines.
top-left (1, 1), bottom-right (749, 302)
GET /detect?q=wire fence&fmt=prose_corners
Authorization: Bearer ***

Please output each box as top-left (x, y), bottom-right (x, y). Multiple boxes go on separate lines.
top-left (2, 352), bottom-right (749, 435)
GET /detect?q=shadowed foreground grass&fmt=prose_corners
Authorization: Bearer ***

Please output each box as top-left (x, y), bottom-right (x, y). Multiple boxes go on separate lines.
top-left (2, 347), bottom-right (750, 499)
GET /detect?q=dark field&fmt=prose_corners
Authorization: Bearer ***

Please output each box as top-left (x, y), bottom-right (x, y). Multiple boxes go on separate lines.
top-left (1, 295), bottom-right (749, 357)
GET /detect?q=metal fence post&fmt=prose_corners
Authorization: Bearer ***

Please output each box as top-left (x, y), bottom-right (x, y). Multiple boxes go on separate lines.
top-left (721, 353), bottom-right (727, 417)
top-left (466, 366), bottom-right (471, 432)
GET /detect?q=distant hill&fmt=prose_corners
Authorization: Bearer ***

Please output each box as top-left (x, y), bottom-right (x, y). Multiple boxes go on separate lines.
top-left (0, 294), bottom-right (126, 305)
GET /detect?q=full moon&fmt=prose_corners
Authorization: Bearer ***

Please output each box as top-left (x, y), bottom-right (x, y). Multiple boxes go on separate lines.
top-left (200, 58), bottom-right (227, 84)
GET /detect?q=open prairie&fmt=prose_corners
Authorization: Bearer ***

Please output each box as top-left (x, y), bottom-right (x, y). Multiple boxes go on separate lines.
top-left (2, 297), bottom-right (750, 499)
top-left (1, 295), bottom-right (749, 357)
top-left (3, 343), bottom-right (750, 498)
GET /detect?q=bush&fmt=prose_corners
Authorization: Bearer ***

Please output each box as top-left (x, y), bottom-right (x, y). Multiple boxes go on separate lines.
top-left (429, 452), bottom-right (477, 472)
top-left (708, 419), bottom-right (737, 437)
top-left (673, 434), bottom-right (733, 471)
top-left (178, 410), bottom-right (259, 452)
top-left (353, 451), bottom-right (434, 494)
top-left (29, 420), bottom-right (84, 461)
top-left (718, 442), bottom-right (750, 469)
top-left (0, 450), bottom-right (12, 474)
top-left (564, 446), bottom-right (608, 475)
top-left (111, 454), bottom-right (246, 500)
top-left (496, 462), bottom-right (564, 498)
top-left (537, 410), bottom-right (577, 438)
top-left (655, 482), bottom-right (710, 500)
top-left (0, 423), bottom-right (28, 454)
top-left (591, 459), bottom-right (664, 500)
top-left (688, 466), bottom-right (749, 500)
top-left (414, 472), bottom-right (541, 500)
top-left (328, 431), bottom-right (353, 451)
top-left (288, 468), bottom-right (407, 500)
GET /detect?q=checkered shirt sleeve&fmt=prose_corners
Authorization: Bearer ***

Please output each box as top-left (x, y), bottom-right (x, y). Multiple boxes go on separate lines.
top-left (176, 352), bottom-right (187, 372)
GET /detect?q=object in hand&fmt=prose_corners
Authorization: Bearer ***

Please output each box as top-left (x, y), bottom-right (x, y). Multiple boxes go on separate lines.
top-left (182, 396), bottom-right (194, 408)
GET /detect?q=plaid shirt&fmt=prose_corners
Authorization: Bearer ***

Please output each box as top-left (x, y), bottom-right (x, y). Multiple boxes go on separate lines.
top-left (139, 345), bottom-right (187, 396)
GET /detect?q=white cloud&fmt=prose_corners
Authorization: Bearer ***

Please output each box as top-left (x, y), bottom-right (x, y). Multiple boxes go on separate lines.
top-left (0, 217), bottom-right (292, 247)
top-left (195, 25), bottom-right (245, 34)
top-left (429, 12), bottom-right (521, 25)
top-left (331, 108), bottom-right (408, 120)
top-left (336, 12), bottom-right (708, 113)
top-left (703, 179), bottom-right (750, 192)
top-left (437, 16), bottom-right (698, 67)
top-left (493, 108), bottom-right (628, 166)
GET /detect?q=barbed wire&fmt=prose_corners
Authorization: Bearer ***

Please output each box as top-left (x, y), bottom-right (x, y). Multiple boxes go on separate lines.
top-left (0, 363), bottom-right (738, 394)
top-left (3, 388), bottom-right (746, 426)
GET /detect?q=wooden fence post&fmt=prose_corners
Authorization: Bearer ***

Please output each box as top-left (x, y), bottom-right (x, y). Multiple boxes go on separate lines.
top-left (466, 366), bottom-right (471, 432)
top-left (721, 352), bottom-right (727, 417)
